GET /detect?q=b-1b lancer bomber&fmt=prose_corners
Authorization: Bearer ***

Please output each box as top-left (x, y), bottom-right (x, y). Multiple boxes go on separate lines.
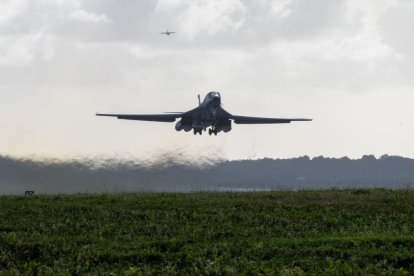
top-left (96, 92), bottom-right (312, 135)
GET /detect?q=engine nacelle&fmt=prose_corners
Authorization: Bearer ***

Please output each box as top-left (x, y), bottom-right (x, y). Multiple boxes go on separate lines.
top-left (216, 120), bottom-right (232, 133)
top-left (223, 125), bottom-right (232, 133)
top-left (175, 120), bottom-right (192, 132)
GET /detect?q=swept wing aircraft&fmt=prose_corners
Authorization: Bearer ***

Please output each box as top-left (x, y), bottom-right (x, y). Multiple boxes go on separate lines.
top-left (96, 92), bottom-right (312, 135)
top-left (160, 30), bottom-right (176, 36)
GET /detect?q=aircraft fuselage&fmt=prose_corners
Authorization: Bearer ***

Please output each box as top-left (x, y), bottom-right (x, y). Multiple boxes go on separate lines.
top-left (175, 92), bottom-right (232, 135)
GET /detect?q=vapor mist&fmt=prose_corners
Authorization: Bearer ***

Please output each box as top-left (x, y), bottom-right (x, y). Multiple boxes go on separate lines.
top-left (0, 146), bottom-right (227, 194)
top-left (1, 151), bottom-right (413, 195)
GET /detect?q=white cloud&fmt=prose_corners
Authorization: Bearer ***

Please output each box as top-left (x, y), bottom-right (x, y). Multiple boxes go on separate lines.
top-left (0, 0), bottom-right (27, 25)
top-left (155, 0), bottom-right (185, 11)
top-left (0, 33), bottom-right (54, 66)
top-left (0, 0), bottom-right (112, 65)
top-left (69, 10), bottom-right (111, 24)
top-left (176, 0), bottom-right (247, 38)
top-left (271, 0), bottom-right (292, 17)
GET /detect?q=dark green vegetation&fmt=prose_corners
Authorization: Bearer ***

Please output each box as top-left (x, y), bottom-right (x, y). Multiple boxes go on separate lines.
top-left (1, 190), bottom-right (414, 274)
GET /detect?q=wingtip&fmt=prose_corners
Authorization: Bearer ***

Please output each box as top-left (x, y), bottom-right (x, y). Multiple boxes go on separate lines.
top-left (96, 113), bottom-right (110, 117)
top-left (293, 118), bottom-right (313, 122)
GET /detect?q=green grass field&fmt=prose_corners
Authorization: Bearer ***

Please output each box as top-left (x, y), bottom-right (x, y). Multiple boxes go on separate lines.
top-left (1, 189), bottom-right (414, 274)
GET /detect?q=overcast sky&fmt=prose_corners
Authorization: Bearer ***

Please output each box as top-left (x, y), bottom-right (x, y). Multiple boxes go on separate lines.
top-left (0, 0), bottom-right (413, 160)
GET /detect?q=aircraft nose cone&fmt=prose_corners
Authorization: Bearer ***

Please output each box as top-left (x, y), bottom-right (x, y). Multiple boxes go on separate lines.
top-left (209, 92), bottom-right (221, 105)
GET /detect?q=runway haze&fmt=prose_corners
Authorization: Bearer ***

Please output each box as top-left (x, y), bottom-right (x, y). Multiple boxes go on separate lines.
top-left (1, 153), bottom-right (413, 195)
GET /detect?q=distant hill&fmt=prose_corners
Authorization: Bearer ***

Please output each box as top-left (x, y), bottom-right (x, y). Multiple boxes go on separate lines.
top-left (1, 155), bottom-right (413, 194)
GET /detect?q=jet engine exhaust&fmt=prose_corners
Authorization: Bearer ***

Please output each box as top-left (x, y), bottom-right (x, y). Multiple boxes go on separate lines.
top-left (175, 120), bottom-right (192, 132)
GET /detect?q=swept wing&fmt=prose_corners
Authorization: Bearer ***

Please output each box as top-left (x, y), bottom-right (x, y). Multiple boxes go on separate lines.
top-left (96, 113), bottom-right (181, 122)
top-left (232, 115), bottom-right (312, 124)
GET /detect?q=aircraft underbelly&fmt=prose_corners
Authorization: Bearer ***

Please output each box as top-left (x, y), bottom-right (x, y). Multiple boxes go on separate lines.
top-left (189, 106), bottom-right (228, 130)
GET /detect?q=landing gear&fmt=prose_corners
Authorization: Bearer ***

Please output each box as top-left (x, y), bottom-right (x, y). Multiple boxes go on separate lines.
top-left (193, 128), bottom-right (202, 135)
top-left (208, 128), bottom-right (218, 136)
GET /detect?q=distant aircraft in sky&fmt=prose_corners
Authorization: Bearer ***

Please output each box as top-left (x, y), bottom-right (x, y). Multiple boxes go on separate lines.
top-left (160, 30), bottom-right (176, 36)
top-left (96, 92), bottom-right (312, 135)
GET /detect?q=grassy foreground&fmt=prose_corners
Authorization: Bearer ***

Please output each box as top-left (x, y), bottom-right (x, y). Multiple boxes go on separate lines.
top-left (1, 190), bottom-right (414, 274)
